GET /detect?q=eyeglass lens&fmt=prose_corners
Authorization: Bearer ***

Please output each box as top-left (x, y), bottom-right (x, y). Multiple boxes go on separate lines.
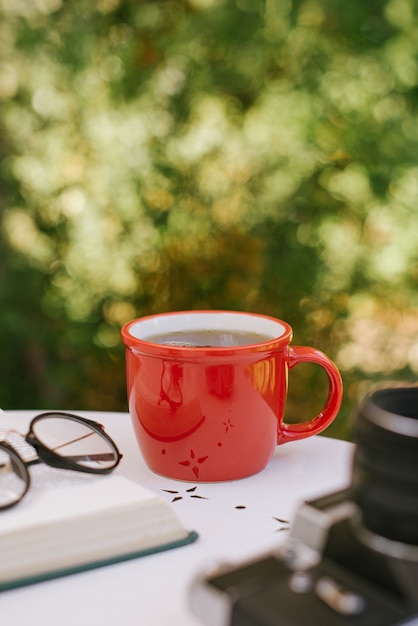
top-left (0, 446), bottom-right (29, 509)
top-left (31, 414), bottom-right (119, 470)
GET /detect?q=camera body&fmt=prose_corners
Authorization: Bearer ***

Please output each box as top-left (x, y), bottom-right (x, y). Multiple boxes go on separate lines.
top-left (190, 488), bottom-right (418, 626)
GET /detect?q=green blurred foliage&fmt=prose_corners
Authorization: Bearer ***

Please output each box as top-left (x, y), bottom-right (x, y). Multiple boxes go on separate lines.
top-left (1, 0), bottom-right (417, 439)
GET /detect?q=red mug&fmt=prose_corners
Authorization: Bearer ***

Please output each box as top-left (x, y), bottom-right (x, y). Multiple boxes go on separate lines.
top-left (121, 311), bottom-right (343, 481)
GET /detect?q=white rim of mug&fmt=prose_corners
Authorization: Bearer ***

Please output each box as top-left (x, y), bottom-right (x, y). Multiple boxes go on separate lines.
top-left (363, 388), bottom-right (418, 438)
top-left (123, 310), bottom-right (292, 349)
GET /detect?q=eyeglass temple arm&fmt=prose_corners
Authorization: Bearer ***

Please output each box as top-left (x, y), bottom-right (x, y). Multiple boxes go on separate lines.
top-left (25, 453), bottom-right (116, 467)
top-left (27, 422), bottom-right (119, 454)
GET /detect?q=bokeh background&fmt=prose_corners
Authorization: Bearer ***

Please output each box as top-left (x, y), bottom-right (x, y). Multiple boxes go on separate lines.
top-left (1, 0), bottom-right (417, 440)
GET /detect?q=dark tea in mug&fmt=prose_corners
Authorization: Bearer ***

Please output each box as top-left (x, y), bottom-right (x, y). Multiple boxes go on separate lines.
top-left (147, 329), bottom-right (273, 348)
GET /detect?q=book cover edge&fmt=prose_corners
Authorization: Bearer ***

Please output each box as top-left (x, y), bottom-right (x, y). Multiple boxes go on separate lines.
top-left (0, 530), bottom-right (199, 592)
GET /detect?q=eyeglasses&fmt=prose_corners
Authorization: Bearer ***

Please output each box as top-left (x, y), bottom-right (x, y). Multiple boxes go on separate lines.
top-left (0, 412), bottom-right (123, 510)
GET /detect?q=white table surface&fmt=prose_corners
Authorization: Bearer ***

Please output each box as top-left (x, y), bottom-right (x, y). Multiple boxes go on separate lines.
top-left (0, 410), bottom-right (415, 626)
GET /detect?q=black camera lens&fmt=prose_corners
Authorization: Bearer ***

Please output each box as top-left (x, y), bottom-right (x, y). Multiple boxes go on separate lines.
top-left (351, 387), bottom-right (418, 545)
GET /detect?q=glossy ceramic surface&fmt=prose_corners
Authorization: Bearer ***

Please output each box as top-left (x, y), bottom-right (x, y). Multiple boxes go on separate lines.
top-left (121, 311), bottom-right (343, 481)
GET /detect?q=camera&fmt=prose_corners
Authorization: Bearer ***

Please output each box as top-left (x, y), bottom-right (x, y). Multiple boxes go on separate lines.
top-left (190, 387), bottom-right (418, 626)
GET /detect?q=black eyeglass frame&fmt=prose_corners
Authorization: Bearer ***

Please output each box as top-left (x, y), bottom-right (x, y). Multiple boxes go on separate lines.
top-left (0, 440), bottom-right (31, 509)
top-left (0, 411), bottom-right (123, 511)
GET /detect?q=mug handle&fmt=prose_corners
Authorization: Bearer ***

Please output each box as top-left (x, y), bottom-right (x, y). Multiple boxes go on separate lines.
top-left (277, 346), bottom-right (343, 444)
